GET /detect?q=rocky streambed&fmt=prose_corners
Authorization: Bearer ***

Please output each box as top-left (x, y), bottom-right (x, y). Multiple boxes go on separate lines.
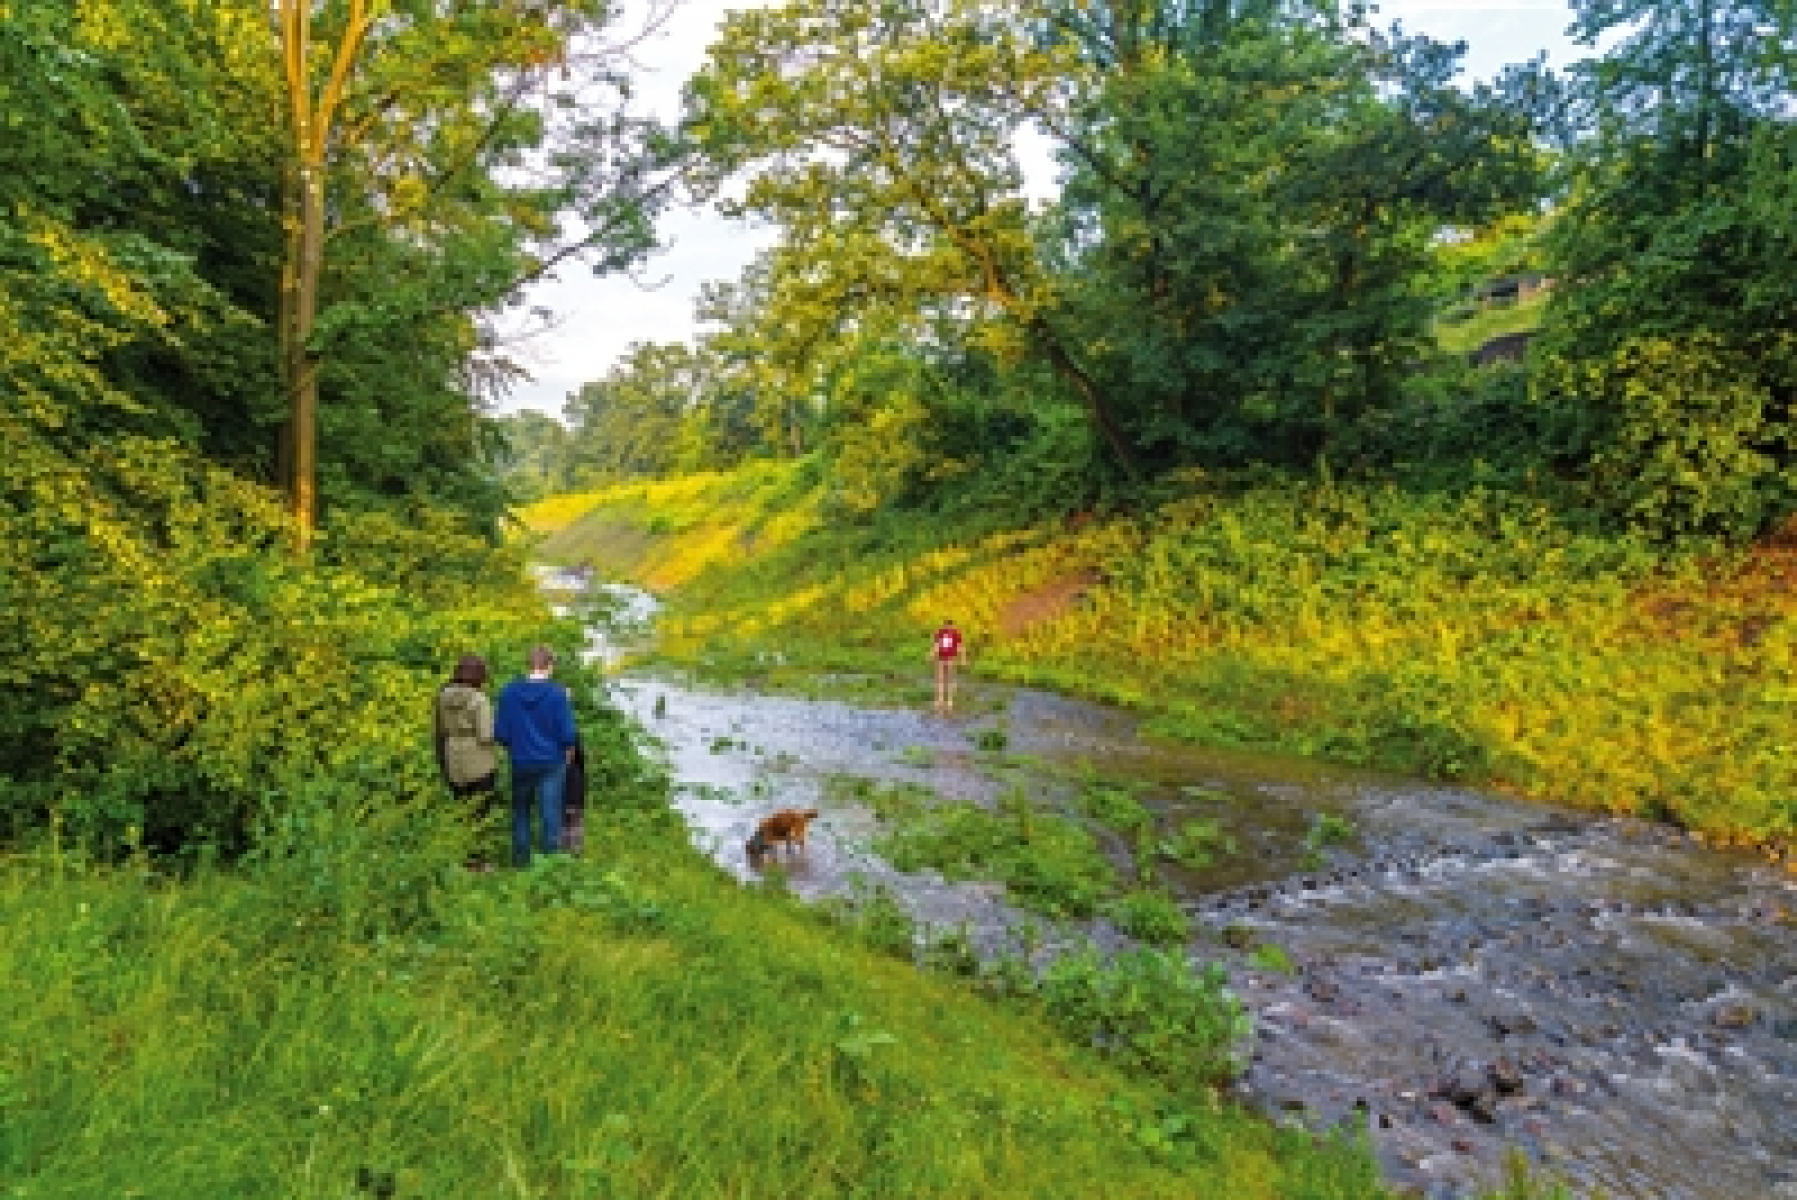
top-left (579, 598), bottom-right (1795, 1197)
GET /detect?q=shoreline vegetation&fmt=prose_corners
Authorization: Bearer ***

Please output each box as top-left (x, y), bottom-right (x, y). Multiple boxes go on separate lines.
top-left (526, 461), bottom-right (1797, 861)
top-left (0, 833), bottom-right (1384, 1197)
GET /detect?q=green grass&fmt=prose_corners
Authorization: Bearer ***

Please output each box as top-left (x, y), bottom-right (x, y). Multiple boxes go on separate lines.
top-left (0, 804), bottom-right (1384, 1198)
top-left (1432, 292), bottom-right (1548, 357)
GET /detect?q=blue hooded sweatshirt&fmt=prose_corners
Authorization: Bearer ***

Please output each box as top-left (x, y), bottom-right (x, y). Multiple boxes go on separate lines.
top-left (493, 676), bottom-right (577, 768)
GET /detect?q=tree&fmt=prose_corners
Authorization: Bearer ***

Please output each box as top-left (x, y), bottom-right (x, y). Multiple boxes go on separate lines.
top-left (1535, 0), bottom-right (1797, 537)
top-left (2, 0), bottom-right (273, 449)
top-left (560, 341), bottom-right (702, 483)
top-left (689, 0), bottom-right (1547, 486)
top-left (688, 0), bottom-right (1143, 475)
top-left (1036, 4), bottom-right (1548, 468)
top-left (271, 0), bottom-right (682, 549)
top-left (491, 409), bottom-right (572, 499)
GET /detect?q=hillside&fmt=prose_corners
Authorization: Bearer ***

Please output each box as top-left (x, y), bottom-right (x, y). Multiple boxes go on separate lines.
top-left (526, 465), bottom-right (1797, 857)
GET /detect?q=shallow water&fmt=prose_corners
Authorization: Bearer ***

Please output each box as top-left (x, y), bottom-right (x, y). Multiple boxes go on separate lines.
top-left (585, 604), bottom-right (1796, 1198)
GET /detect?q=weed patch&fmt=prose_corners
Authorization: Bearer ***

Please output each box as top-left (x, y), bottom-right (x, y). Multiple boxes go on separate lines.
top-left (875, 799), bottom-right (1115, 921)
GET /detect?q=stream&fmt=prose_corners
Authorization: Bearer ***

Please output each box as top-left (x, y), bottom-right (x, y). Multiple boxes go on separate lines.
top-left (571, 581), bottom-right (1797, 1198)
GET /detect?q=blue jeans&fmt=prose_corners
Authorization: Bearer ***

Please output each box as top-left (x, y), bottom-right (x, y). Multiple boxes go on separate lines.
top-left (509, 761), bottom-right (566, 867)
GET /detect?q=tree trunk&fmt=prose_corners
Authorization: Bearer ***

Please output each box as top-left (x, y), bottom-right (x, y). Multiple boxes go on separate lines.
top-left (290, 163), bottom-right (323, 553)
top-left (277, 0), bottom-right (372, 554)
top-left (1030, 317), bottom-right (1139, 480)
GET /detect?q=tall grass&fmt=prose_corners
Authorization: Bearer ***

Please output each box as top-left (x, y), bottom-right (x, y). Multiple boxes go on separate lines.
top-left (0, 804), bottom-right (1381, 1197)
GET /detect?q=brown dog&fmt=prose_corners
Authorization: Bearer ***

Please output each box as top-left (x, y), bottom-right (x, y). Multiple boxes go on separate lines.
top-left (746, 808), bottom-right (820, 865)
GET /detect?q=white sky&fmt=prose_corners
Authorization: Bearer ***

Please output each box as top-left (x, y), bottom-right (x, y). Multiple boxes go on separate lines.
top-left (497, 1), bottom-right (1585, 419)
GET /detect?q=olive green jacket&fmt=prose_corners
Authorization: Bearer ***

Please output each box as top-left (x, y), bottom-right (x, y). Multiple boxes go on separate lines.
top-left (434, 683), bottom-right (497, 785)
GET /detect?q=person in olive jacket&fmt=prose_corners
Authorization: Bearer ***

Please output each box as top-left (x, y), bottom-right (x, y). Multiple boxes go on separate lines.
top-left (493, 645), bottom-right (578, 867)
top-left (434, 653), bottom-right (498, 816)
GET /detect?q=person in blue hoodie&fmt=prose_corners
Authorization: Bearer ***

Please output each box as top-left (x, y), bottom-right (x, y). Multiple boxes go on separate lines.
top-left (493, 645), bottom-right (579, 866)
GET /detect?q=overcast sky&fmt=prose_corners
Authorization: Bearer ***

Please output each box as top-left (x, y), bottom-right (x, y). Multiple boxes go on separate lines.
top-left (496, 0), bottom-right (1585, 419)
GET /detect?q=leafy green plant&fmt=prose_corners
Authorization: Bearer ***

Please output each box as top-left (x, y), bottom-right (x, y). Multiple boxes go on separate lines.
top-left (876, 801), bottom-right (1115, 920)
top-left (1037, 946), bottom-right (1250, 1094)
top-left (1079, 782), bottom-right (1153, 833)
top-left (973, 725), bottom-right (1010, 752)
top-left (1159, 818), bottom-right (1237, 870)
top-left (821, 881), bottom-right (917, 960)
top-left (1248, 943), bottom-right (1296, 975)
top-left (921, 922), bottom-right (980, 977)
top-left (1104, 891), bottom-right (1192, 947)
top-left (1300, 812), bottom-right (1356, 868)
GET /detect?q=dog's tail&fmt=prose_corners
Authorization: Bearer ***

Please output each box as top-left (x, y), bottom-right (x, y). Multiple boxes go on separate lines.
top-left (802, 809), bottom-right (820, 820)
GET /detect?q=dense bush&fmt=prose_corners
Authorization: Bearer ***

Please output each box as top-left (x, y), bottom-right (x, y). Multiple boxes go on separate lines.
top-left (1537, 332), bottom-right (1797, 541)
top-left (0, 413), bottom-right (614, 859)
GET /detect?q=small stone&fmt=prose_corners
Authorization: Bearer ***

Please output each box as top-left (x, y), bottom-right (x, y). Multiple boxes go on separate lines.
top-left (1487, 1012), bottom-right (1538, 1039)
top-left (1488, 1060), bottom-right (1525, 1096)
top-left (1451, 1137), bottom-right (1475, 1153)
top-left (1445, 1068), bottom-right (1488, 1107)
top-left (1713, 1003), bottom-right (1758, 1029)
top-left (1305, 978), bottom-right (1341, 1004)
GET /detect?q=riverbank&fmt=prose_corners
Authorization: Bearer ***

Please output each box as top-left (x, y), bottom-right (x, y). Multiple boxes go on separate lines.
top-left (0, 796), bottom-right (1381, 1196)
top-left (526, 464), bottom-right (1797, 855)
top-left (606, 659), bottom-right (1797, 1199)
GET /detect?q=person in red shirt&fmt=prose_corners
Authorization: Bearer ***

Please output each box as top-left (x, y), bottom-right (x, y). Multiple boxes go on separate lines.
top-left (930, 619), bottom-right (966, 714)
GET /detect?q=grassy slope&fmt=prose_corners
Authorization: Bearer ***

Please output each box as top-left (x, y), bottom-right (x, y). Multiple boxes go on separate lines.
top-left (1431, 293), bottom-right (1548, 358)
top-left (526, 468), bottom-right (1797, 853)
top-left (0, 835), bottom-right (1378, 1197)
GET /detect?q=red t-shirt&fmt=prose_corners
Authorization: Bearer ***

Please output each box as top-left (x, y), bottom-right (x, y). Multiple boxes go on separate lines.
top-left (934, 626), bottom-right (963, 661)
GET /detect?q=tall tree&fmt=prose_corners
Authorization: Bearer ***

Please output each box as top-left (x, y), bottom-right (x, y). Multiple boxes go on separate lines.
top-left (688, 0), bottom-right (1143, 475)
top-left (1037, 3), bottom-right (1547, 467)
top-left (271, 0), bottom-right (682, 548)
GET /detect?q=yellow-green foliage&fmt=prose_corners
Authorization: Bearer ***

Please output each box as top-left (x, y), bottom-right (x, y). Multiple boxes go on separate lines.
top-left (0, 837), bottom-right (1379, 1196)
top-left (549, 463), bottom-right (1797, 848)
top-left (516, 489), bottom-right (610, 535)
top-left (1432, 291), bottom-right (1548, 358)
top-left (0, 409), bottom-right (585, 853)
top-left (525, 462), bottom-right (824, 595)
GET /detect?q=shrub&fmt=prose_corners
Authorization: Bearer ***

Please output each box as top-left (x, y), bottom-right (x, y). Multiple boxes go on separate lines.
top-left (1539, 331), bottom-right (1797, 541)
top-left (0, 417), bottom-right (613, 860)
top-left (1037, 945), bottom-right (1250, 1094)
top-left (1104, 891), bottom-right (1193, 946)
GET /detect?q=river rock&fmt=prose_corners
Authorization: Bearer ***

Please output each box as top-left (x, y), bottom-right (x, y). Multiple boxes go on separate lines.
top-left (1712, 1002), bottom-right (1758, 1029)
top-left (1486, 1011), bottom-right (1537, 1039)
top-left (1488, 1060), bottom-right (1525, 1096)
